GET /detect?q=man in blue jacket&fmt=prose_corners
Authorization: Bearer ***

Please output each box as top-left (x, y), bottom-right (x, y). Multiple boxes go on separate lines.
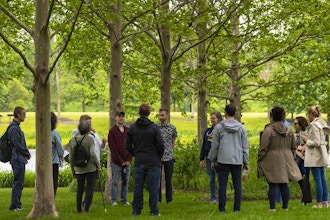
top-left (208, 104), bottom-right (249, 213)
top-left (126, 104), bottom-right (164, 216)
top-left (8, 107), bottom-right (31, 211)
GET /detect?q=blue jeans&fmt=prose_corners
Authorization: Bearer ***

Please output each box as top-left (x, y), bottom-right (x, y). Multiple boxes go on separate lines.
top-left (268, 183), bottom-right (290, 209)
top-left (159, 159), bottom-right (174, 203)
top-left (133, 165), bottom-right (161, 215)
top-left (110, 163), bottom-right (130, 204)
top-left (217, 163), bottom-right (242, 212)
top-left (206, 158), bottom-right (217, 200)
top-left (10, 160), bottom-right (25, 210)
top-left (311, 167), bottom-right (329, 202)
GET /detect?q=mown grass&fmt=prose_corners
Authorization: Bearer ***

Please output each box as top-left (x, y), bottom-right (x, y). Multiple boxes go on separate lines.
top-left (0, 187), bottom-right (329, 220)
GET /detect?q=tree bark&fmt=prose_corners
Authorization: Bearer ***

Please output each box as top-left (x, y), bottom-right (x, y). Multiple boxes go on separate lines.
top-left (28, 0), bottom-right (57, 217)
top-left (105, 2), bottom-right (123, 200)
top-left (160, 0), bottom-right (172, 119)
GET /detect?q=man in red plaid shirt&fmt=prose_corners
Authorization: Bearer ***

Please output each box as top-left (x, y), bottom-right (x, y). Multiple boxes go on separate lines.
top-left (108, 111), bottom-right (132, 206)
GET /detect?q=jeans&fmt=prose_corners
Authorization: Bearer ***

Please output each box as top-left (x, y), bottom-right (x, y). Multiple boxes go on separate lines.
top-left (110, 163), bottom-right (130, 204)
top-left (133, 165), bottom-right (161, 215)
top-left (76, 171), bottom-right (97, 212)
top-left (268, 183), bottom-right (290, 209)
top-left (311, 167), bottom-right (329, 202)
top-left (217, 163), bottom-right (242, 212)
top-left (159, 159), bottom-right (174, 203)
top-left (206, 158), bottom-right (217, 200)
top-left (53, 164), bottom-right (59, 198)
top-left (10, 160), bottom-right (25, 210)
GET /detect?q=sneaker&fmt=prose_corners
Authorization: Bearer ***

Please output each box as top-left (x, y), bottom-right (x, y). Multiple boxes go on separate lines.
top-left (14, 208), bottom-right (23, 211)
top-left (210, 200), bottom-right (217, 204)
top-left (111, 202), bottom-right (118, 206)
top-left (122, 201), bottom-right (130, 206)
top-left (312, 203), bottom-right (323, 209)
top-left (151, 213), bottom-right (161, 216)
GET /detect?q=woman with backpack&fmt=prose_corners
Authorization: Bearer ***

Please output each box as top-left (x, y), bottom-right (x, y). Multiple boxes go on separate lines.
top-left (69, 120), bottom-right (100, 213)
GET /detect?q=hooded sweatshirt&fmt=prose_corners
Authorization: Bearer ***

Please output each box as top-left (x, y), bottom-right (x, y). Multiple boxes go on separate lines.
top-left (125, 117), bottom-right (164, 166)
top-left (208, 119), bottom-right (249, 165)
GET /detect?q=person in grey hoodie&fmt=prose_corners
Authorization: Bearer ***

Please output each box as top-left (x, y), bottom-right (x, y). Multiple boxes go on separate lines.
top-left (125, 104), bottom-right (164, 216)
top-left (208, 104), bottom-right (249, 213)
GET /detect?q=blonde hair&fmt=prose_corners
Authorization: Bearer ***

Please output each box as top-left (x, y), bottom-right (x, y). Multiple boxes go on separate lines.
top-left (307, 105), bottom-right (322, 118)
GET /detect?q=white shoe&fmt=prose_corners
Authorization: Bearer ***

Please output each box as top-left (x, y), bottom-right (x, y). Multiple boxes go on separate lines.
top-left (111, 202), bottom-right (118, 206)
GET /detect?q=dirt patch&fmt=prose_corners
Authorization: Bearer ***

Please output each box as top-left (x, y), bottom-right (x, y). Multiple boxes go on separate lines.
top-left (58, 118), bottom-right (77, 124)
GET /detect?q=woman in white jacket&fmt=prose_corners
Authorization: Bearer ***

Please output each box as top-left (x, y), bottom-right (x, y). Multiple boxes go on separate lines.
top-left (303, 105), bottom-right (330, 208)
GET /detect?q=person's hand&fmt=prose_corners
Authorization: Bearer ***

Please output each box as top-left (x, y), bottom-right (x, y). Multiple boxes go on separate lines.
top-left (211, 162), bottom-right (218, 171)
top-left (302, 135), bottom-right (308, 142)
top-left (199, 161), bottom-right (204, 169)
top-left (297, 145), bottom-right (305, 151)
top-left (243, 164), bottom-right (250, 174)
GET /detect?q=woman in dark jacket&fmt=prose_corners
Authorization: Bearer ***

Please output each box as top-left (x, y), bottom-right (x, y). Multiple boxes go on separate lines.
top-left (199, 111), bottom-right (222, 204)
top-left (293, 116), bottom-right (312, 205)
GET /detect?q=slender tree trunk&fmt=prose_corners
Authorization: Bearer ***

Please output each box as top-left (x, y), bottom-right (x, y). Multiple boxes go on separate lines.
top-left (196, 4), bottom-right (208, 147)
top-left (229, 2), bottom-right (242, 122)
top-left (55, 63), bottom-right (61, 118)
top-left (160, 0), bottom-right (172, 118)
top-left (28, 0), bottom-right (57, 218)
top-left (105, 2), bottom-right (123, 199)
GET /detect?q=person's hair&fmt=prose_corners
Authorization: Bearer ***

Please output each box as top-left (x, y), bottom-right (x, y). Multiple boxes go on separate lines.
top-left (224, 104), bottom-right (236, 117)
top-left (78, 120), bottom-right (91, 135)
top-left (79, 115), bottom-right (92, 122)
top-left (14, 107), bottom-right (25, 118)
top-left (51, 112), bottom-right (58, 131)
top-left (159, 109), bottom-right (168, 114)
top-left (211, 111), bottom-right (223, 121)
top-left (295, 116), bottom-right (308, 131)
top-left (307, 105), bottom-right (322, 118)
top-left (269, 106), bottom-right (285, 122)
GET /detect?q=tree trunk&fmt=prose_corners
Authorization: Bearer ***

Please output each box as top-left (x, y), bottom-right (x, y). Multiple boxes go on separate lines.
top-left (55, 63), bottom-right (61, 118)
top-left (28, 0), bottom-right (57, 217)
top-left (160, 0), bottom-right (172, 119)
top-left (228, 2), bottom-right (242, 122)
top-left (105, 2), bottom-right (123, 200)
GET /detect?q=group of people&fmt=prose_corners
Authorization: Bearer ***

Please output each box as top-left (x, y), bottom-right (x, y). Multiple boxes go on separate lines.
top-left (7, 103), bottom-right (330, 214)
top-left (200, 104), bottom-right (330, 212)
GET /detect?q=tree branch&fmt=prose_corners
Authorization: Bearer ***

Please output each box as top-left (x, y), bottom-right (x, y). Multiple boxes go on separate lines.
top-left (0, 3), bottom-right (33, 35)
top-left (0, 30), bottom-right (35, 75)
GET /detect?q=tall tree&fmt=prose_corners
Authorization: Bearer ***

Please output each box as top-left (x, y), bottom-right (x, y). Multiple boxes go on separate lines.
top-left (0, 0), bottom-right (83, 217)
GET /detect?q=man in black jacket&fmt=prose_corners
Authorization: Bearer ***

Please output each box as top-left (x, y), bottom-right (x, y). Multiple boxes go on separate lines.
top-left (126, 104), bottom-right (164, 216)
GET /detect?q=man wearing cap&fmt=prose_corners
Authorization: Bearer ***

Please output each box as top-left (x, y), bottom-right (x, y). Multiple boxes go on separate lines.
top-left (208, 104), bottom-right (250, 213)
top-left (108, 111), bottom-right (132, 206)
top-left (126, 104), bottom-right (164, 216)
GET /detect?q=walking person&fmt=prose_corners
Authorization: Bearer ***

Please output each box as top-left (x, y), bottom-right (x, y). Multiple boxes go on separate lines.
top-left (199, 111), bottom-right (222, 204)
top-left (208, 104), bottom-right (249, 212)
top-left (69, 120), bottom-right (100, 213)
top-left (258, 106), bottom-right (302, 211)
top-left (157, 109), bottom-right (177, 204)
top-left (303, 105), bottom-right (330, 208)
top-left (293, 116), bottom-right (312, 205)
top-left (51, 112), bottom-right (64, 198)
top-left (8, 107), bottom-right (31, 211)
top-left (108, 111), bottom-right (132, 206)
top-left (125, 104), bottom-right (164, 216)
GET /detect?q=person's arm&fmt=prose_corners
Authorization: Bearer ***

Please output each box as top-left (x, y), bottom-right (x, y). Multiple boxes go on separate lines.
top-left (207, 126), bottom-right (220, 162)
top-left (125, 127), bottom-right (134, 156)
top-left (53, 131), bottom-right (64, 157)
top-left (258, 128), bottom-right (270, 161)
top-left (242, 127), bottom-right (249, 166)
top-left (9, 126), bottom-right (30, 158)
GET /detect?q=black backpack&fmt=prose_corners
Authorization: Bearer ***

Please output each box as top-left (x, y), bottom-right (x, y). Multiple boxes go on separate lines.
top-left (73, 135), bottom-right (89, 167)
top-left (0, 124), bottom-right (14, 163)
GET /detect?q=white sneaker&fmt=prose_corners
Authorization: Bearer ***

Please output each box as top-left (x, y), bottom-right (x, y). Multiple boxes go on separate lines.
top-left (111, 202), bottom-right (118, 206)
top-left (123, 201), bottom-right (130, 206)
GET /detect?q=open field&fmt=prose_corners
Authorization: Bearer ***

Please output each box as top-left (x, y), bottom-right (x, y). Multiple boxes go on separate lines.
top-left (0, 111), bottom-right (272, 148)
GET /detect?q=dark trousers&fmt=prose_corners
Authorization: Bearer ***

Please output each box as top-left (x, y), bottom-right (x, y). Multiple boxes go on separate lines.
top-left (159, 159), bottom-right (174, 203)
top-left (217, 163), bottom-right (242, 212)
top-left (268, 183), bottom-right (290, 209)
top-left (53, 164), bottom-right (59, 198)
top-left (76, 171), bottom-right (97, 212)
top-left (133, 165), bottom-right (161, 215)
top-left (10, 160), bottom-right (25, 209)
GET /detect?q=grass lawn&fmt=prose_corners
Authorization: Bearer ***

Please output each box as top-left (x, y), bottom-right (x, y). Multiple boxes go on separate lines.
top-left (0, 187), bottom-right (329, 220)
